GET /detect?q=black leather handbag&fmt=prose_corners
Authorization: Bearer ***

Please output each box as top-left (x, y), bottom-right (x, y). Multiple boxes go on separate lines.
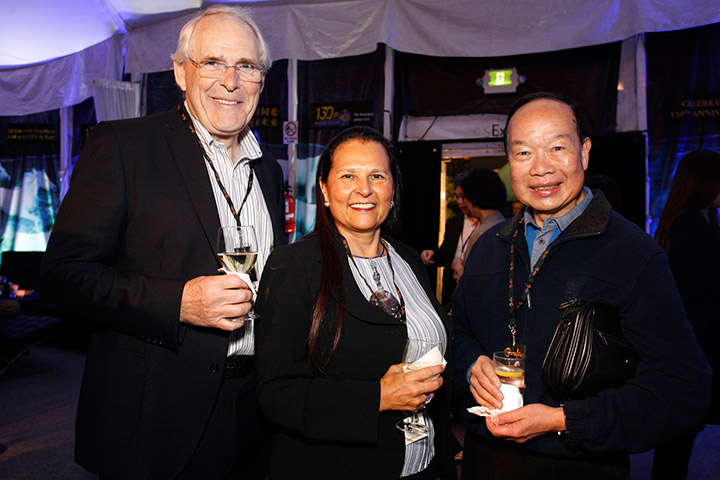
top-left (541, 298), bottom-right (640, 400)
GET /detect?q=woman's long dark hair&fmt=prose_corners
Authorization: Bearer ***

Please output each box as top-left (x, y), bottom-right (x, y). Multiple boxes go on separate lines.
top-left (309, 126), bottom-right (402, 374)
top-left (655, 149), bottom-right (720, 252)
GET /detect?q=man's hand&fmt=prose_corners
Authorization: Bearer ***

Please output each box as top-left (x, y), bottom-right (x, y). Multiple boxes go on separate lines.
top-left (420, 250), bottom-right (435, 265)
top-left (468, 355), bottom-right (504, 409)
top-left (179, 275), bottom-right (253, 331)
top-left (486, 404), bottom-right (566, 443)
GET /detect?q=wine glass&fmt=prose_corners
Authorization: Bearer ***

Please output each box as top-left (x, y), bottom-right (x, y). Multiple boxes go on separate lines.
top-left (217, 225), bottom-right (259, 321)
top-left (396, 338), bottom-right (441, 436)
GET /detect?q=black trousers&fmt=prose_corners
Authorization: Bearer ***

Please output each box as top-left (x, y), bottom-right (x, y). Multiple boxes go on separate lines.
top-left (651, 425), bottom-right (703, 480)
top-left (461, 431), bottom-right (629, 480)
top-left (177, 371), bottom-right (268, 480)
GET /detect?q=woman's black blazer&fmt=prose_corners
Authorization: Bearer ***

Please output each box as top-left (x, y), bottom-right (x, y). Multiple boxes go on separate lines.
top-left (255, 232), bottom-right (457, 480)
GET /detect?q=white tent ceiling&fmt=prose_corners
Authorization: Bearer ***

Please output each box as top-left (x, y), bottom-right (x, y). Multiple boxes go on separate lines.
top-left (1, 0), bottom-right (719, 116)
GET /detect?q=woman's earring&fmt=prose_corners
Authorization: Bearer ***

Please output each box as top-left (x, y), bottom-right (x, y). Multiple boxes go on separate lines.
top-left (390, 201), bottom-right (396, 208)
top-left (324, 201), bottom-right (330, 207)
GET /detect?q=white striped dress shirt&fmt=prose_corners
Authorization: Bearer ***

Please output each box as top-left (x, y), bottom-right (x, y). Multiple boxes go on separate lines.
top-left (187, 105), bottom-right (274, 356)
top-left (347, 241), bottom-right (446, 476)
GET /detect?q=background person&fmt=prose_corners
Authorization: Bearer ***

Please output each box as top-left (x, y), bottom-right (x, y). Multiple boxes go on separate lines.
top-left (38, 6), bottom-right (285, 479)
top-left (450, 168), bottom-right (507, 280)
top-left (255, 126), bottom-right (457, 480)
top-left (653, 149), bottom-right (720, 480)
top-left (452, 92), bottom-right (711, 480)
top-left (421, 172), bottom-right (476, 305)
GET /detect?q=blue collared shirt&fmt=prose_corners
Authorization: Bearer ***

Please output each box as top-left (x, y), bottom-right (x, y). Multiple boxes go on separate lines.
top-left (524, 187), bottom-right (594, 269)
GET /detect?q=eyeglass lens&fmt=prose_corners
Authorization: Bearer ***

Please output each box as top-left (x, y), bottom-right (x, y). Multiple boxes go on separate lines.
top-left (193, 60), bottom-right (262, 82)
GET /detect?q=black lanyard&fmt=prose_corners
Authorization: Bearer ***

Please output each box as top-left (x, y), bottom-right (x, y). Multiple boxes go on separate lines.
top-left (178, 105), bottom-right (254, 226)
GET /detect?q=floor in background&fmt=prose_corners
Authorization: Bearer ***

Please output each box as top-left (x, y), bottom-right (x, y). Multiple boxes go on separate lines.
top-left (2, 344), bottom-right (719, 479)
top-left (0, 344), bottom-right (93, 480)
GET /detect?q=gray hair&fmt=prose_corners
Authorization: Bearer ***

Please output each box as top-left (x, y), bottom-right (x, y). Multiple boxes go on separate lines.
top-left (171, 5), bottom-right (272, 72)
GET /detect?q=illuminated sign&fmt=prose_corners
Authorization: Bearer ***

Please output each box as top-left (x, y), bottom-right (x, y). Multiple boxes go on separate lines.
top-left (479, 68), bottom-right (523, 94)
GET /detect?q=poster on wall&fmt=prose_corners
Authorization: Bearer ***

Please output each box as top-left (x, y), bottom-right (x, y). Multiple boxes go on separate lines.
top-left (0, 115), bottom-right (61, 254)
top-left (309, 102), bottom-right (374, 129)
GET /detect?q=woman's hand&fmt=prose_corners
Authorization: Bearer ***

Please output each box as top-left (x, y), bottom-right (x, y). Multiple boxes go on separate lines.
top-left (379, 363), bottom-right (444, 412)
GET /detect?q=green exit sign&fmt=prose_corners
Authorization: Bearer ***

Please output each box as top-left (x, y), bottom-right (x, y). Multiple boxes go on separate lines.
top-left (480, 67), bottom-right (522, 94)
top-left (488, 69), bottom-right (513, 87)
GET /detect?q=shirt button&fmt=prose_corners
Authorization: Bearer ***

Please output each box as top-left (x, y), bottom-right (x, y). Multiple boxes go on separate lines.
top-left (210, 363), bottom-right (220, 373)
top-left (538, 239), bottom-right (545, 245)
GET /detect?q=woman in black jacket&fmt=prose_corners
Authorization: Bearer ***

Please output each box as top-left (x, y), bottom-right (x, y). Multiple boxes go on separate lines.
top-left (255, 126), bottom-right (457, 480)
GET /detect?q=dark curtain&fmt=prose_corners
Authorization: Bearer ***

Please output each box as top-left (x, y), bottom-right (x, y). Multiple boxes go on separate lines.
top-left (294, 47), bottom-right (386, 238)
top-left (394, 42), bottom-right (621, 138)
top-left (646, 23), bottom-right (720, 234)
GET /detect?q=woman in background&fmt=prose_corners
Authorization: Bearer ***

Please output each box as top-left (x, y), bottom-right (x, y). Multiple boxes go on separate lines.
top-left (255, 126), bottom-right (457, 480)
top-left (654, 149), bottom-right (720, 480)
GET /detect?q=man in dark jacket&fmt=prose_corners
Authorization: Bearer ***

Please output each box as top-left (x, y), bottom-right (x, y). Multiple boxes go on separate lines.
top-left (38, 5), bottom-right (285, 479)
top-left (452, 92), bottom-right (711, 479)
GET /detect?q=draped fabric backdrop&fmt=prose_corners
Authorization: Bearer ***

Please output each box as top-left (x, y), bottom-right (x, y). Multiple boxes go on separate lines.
top-left (646, 23), bottom-right (720, 235)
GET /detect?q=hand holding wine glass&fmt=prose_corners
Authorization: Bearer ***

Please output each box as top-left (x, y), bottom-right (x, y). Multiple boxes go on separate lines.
top-left (396, 338), bottom-right (444, 435)
top-left (217, 225), bottom-right (260, 321)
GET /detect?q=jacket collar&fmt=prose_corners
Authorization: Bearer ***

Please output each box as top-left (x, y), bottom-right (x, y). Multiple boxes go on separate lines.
top-left (498, 189), bottom-right (612, 244)
top-left (166, 108), bottom-right (221, 254)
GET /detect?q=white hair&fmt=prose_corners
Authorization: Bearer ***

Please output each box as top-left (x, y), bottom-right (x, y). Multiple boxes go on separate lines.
top-left (170, 5), bottom-right (271, 72)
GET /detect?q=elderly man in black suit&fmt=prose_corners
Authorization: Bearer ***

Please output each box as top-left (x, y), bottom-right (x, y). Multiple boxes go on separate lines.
top-left (38, 5), bottom-right (285, 479)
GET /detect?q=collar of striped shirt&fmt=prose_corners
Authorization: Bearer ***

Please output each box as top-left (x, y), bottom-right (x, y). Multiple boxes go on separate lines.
top-left (183, 101), bottom-right (263, 164)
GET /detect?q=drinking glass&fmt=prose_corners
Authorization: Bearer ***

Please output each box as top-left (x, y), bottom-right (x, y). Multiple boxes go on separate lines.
top-left (493, 350), bottom-right (525, 411)
top-left (396, 338), bottom-right (441, 435)
top-left (217, 225), bottom-right (259, 321)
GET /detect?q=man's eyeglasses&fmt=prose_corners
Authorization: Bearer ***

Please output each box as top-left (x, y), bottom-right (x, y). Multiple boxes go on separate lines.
top-left (188, 58), bottom-right (265, 83)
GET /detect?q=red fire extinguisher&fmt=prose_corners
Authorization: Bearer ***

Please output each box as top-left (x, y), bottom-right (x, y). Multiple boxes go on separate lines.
top-left (284, 192), bottom-right (296, 234)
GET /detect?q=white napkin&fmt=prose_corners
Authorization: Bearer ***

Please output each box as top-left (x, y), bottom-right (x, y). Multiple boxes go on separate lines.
top-left (408, 346), bottom-right (447, 369)
top-left (221, 269), bottom-right (257, 301)
top-left (467, 405), bottom-right (501, 417)
top-left (467, 385), bottom-right (524, 417)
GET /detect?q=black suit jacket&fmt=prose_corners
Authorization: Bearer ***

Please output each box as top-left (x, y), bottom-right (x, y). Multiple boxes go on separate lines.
top-left (433, 214), bottom-right (464, 305)
top-left (255, 232), bottom-right (457, 480)
top-left (38, 109), bottom-right (286, 479)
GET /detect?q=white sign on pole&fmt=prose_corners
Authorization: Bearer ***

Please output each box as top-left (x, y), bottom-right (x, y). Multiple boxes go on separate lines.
top-left (283, 121), bottom-right (298, 144)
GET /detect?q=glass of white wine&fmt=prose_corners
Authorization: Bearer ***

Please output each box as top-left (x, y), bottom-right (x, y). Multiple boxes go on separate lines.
top-left (396, 338), bottom-right (441, 435)
top-left (217, 225), bottom-right (259, 321)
